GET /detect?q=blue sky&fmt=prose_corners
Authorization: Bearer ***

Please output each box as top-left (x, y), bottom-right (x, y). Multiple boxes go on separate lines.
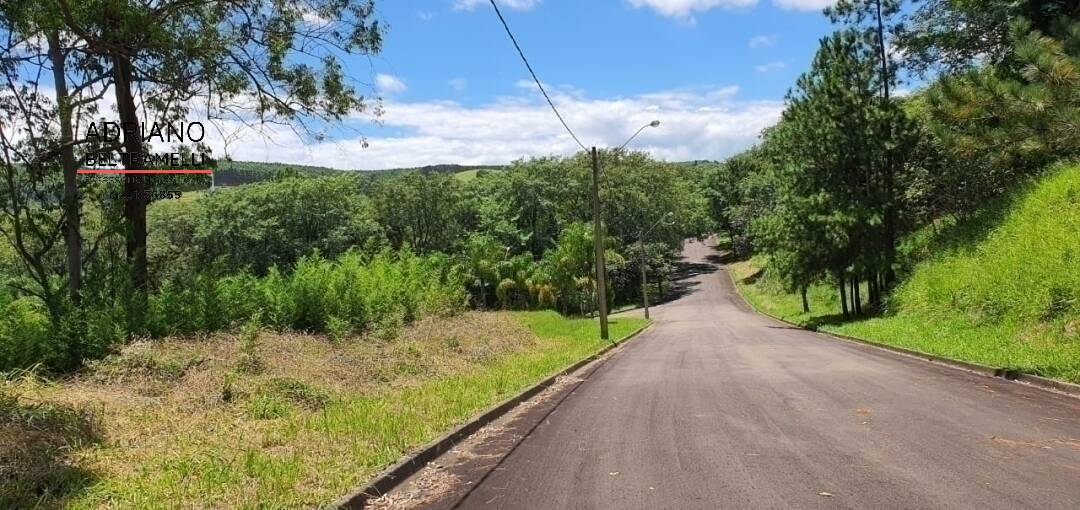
top-left (224, 0), bottom-right (841, 169)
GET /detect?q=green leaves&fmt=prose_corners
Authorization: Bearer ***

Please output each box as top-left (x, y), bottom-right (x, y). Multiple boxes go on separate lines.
top-left (747, 29), bottom-right (916, 297)
top-left (925, 18), bottom-right (1080, 201)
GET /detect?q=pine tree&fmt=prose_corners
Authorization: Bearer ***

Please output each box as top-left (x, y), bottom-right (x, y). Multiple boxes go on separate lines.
top-left (927, 19), bottom-right (1080, 189)
top-left (827, 0), bottom-right (908, 291)
top-left (758, 30), bottom-right (916, 316)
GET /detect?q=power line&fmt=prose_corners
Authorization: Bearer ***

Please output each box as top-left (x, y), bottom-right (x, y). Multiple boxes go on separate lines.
top-left (487, 0), bottom-right (588, 151)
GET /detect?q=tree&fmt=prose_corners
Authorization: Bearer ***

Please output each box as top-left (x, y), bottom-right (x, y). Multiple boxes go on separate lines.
top-left (495, 253), bottom-right (535, 309)
top-left (1, 1), bottom-right (118, 307)
top-left (703, 149), bottom-right (771, 257)
top-left (462, 233), bottom-right (504, 309)
top-left (52, 0), bottom-right (385, 328)
top-left (527, 222), bottom-right (624, 316)
top-left (504, 157), bottom-right (589, 257)
top-left (828, 0), bottom-right (907, 289)
top-left (762, 31), bottom-right (909, 316)
top-left (752, 121), bottom-right (842, 314)
top-left (925, 19), bottom-right (1080, 187)
top-left (0, 86), bottom-right (68, 325)
top-left (370, 172), bottom-right (465, 254)
top-left (189, 176), bottom-right (384, 277)
top-left (896, 0), bottom-right (1079, 76)
top-left (461, 174), bottom-right (529, 254)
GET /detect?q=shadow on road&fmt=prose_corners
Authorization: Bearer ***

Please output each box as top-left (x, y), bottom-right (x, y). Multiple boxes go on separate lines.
top-left (649, 256), bottom-right (719, 305)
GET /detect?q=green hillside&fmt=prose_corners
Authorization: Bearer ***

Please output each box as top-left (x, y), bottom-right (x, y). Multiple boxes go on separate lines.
top-left (732, 161), bottom-right (1080, 383)
top-left (212, 161), bottom-right (505, 187)
top-left (454, 169), bottom-right (480, 182)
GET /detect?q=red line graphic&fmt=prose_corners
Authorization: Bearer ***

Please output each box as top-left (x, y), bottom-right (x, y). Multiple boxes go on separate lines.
top-left (77, 169), bottom-right (213, 174)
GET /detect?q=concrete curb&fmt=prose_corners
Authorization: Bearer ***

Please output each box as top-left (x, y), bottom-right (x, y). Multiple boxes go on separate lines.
top-left (726, 269), bottom-right (1080, 400)
top-left (331, 321), bottom-right (654, 509)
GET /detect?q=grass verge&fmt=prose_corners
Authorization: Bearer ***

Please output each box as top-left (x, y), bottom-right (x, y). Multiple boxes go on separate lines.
top-left (729, 260), bottom-right (1079, 384)
top-left (3, 311), bottom-right (646, 509)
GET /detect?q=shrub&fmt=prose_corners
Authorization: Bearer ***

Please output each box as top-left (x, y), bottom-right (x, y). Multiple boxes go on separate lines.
top-left (236, 318), bottom-right (264, 375)
top-left (326, 316), bottom-right (351, 343)
top-left (0, 298), bottom-right (55, 373)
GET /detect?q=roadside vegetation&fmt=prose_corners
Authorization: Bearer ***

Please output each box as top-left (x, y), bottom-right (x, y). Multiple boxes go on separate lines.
top-left (1, 0), bottom-right (1079, 507)
top-left (704, 1), bottom-right (1079, 383)
top-left (730, 162), bottom-right (1080, 383)
top-left (1, 311), bottom-right (646, 508)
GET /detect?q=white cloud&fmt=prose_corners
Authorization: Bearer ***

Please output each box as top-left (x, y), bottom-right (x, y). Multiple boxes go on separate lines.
top-left (772, 0), bottom-right (834, 11)
top-left (448, 78), bottom-right (468, 91)
top-left (301, 11), bottom-right (330, 26)
top-left (417, 11), bottom-right (435, 21)
top-left (205, 84), bottom-right (782, 170)
top-left (748, 34), bottom-right (778, 49)
top-left (454, 0), bottom-right (540, 11)
top-left (626, 0), bottom-right (757, 23)
top-left (754, 61), bottom-right (786, 72)
top-left (375, 74), bottom-right (407, 95)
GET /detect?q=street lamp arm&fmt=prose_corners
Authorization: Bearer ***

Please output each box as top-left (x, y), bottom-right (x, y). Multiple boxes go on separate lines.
top-left (640, 211), bottom-right (674, 241)
top-left (592, 119), bottom-right (659, 339)
top-left (618, 120), bottom-right (661, 150)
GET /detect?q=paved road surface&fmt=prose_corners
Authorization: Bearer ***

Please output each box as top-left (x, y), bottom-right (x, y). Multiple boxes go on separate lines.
top-left (448, 239), bottom-right (1080, 509)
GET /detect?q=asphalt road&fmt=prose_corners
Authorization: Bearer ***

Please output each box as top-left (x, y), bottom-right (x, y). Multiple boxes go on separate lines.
top-left (447, 239), bottom-right (1080, 509)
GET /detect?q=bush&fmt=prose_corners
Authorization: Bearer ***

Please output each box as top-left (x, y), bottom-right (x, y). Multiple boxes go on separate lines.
top-left (0, 298), bottom-right (55, 373)
top-left (145, 249), bottom-right (467, 337)
top-left (236, 318), bottom-right (263, 375)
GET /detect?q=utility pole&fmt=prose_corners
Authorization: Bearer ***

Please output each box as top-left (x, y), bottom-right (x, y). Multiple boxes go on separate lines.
top-left (591, 147), bottom-right (609, 341)
top-left (637, 212), bottom-right (671, 321)
top-left (588, 121), bottom-right (658, 341)
top-left (640, 231), bottom-right (650, 320)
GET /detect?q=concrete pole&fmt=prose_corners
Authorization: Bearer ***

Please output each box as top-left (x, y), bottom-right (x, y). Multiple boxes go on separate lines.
top-left (591, 147), bottom-right (609, 340)
top-left (640, 235), bottom-right (650, 320)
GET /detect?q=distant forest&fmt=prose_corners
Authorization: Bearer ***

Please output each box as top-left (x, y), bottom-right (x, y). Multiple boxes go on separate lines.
top-left (212, 160), bottom-right (509, 186)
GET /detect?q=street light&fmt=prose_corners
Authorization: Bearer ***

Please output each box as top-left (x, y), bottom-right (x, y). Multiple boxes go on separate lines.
top-left (639, 211), bottom-right (674, 320)
top-left (619, 120), bottom-right (661, 150)
top-left (591, 120), bottom-right (661, 340)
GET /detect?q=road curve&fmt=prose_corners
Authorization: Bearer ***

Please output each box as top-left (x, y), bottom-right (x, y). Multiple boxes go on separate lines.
top-left (450, 239), bottom-right (1080, 509)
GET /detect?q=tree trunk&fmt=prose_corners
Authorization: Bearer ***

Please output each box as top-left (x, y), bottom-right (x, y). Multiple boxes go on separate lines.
top-left (849, 277), bottom-right (855, 316)
top-left (868, 274), bottom-right (876, 311)
top-left (839, 275), bottom-right (849, 318)
top-left (875, 0), bottom-right (898, 290)
top-left (48, 32), bottom-right (81, 305)
top-left (867, 274), bottom-right (877, 309)
top-left (111, 52), bottom-right (149, 326)
top-left (853, 277), bottom-right (862, 316)
top-left (801, 286), bottom-right (809, 313)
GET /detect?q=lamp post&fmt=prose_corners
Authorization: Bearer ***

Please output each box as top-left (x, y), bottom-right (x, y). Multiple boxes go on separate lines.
top-left (639, 212), bottom-right (674, 320)
top-left (592, 120), bottom-right (660, 340)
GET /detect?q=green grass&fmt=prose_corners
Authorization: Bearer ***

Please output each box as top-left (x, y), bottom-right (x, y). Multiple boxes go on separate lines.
top-left (453, 169), bottom-right (479, 182)
top-left (730, 161), bottom-right (1080, 383)
top-left (10, 311), bottom-right (646, 509)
